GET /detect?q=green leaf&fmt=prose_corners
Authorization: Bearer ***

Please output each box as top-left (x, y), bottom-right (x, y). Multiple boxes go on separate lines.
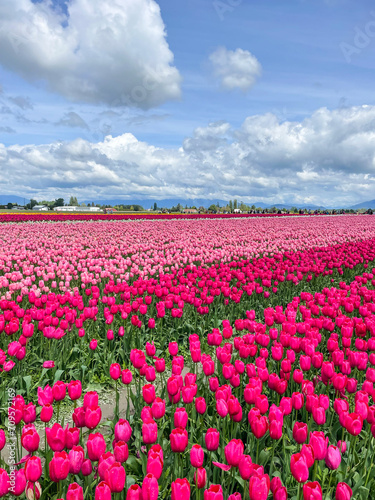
top-left (259, 449), bottom-right (270, 466)
top-left (53, 369), bottom-right (64, 384)
top-left (23, 375), bottom-right (31, 395)
top-left (359, 486), bottom-right (370, 500)
top-left (126, 475), bottom-right (137, 488)
top-left (235, 476), bottom-right (245, 489)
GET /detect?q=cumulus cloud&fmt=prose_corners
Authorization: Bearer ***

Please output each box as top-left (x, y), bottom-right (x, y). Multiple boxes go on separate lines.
top-left (0, 0), bottom-right (181, 108)
top-left (2, 105), bottom-right (375, 206)
top-left (209, 47), bottom-right (262, 91)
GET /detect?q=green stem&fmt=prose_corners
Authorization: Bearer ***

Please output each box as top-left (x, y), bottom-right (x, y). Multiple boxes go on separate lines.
top-left (365, 441), bottom-right (375, 487)
top-left (328, 471), bottom-right (333, 493)
top-left (312, 459), bottom-right (318, 482)
top-left (298, 482), bottom-right (303, 500)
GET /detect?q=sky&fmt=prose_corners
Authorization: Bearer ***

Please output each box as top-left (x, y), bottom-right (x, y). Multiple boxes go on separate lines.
top-left (1, 0), bottom-right (375, 206)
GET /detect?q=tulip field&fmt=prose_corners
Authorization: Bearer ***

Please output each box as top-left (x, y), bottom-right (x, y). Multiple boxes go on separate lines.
top-left (2, 214), bottom-right (375, 500)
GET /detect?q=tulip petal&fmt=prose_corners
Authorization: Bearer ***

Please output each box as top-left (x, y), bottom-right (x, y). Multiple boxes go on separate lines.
top-left (212, 462), bottom-right (232, 471)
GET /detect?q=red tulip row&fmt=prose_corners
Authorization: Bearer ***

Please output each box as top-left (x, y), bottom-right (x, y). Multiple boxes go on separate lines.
top-left (2, 261), bottom-right (375, 499)
top-left (0, 212), bottom-right (325, 224)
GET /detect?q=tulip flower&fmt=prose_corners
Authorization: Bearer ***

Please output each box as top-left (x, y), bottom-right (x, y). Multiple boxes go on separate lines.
top-left (25, 480), bottom-right (42, 500)
top-left (225, 439), bottom-right (244, 467)
top-left (82, 459), bottom-right (93, 476)
top-left (290, 453), bottom-right (309, 483)
top-left (293, 422), bottom-right (308, 444)
top-left (122, 369), bottom-right (133, 384)
top-left (142, 418), bottom-right (158, 444)
top-left (115, 419), bottom-right (132, 442)
top-left (69, 446), bottom-right (85, 474)
top-left (325, 445), bottom-right (341, 470)
top-left (105, 462), bottom-right (126, 493)
top-left (52, 381), bottom-right (66, 401)
top-left (204, 484), bottom-right (223, 500)
top-left (147, 453), bottom-right (163, 479)
top-left (95, 481), bottom-right (112, 500)
top-left (170, 428), bottom-right (188, 452)
top-left (49, 451), bottom-right (70, 482)
top-left (0, 469), bottom-right (10, 497)
top-left (68, 380), bottom-right (82, 401)
top-left (65, 426), bottom-right (80, 449)
top-left (205, 428), bottom-right (220, 451)
top-left (21, 425), bottom-right (40, 452)
top-left (190, 444), bottom-right (204, 468)
top-left (40, 404), bottom-right (53, 422)
top-left (66, 483), bottom-right (84, 500)
top-left (87, 433), bottom-right (106, 461)
top-left (239, 454), bottom-right (253, 480)
top-left (194, 467), bottom-right (207, 489)
top-left (336, 482), bottom-right (353, 500)
top-left (249, 474), bottom-right (270, 500)
top-left (171, 478), bottom-right (190, 500)
top-left (345, 413), bottom-right (363, 436)
top-left (142, 473), bottom-right (159, 500)
top-left (46, 423), bottom-right (66, 451)
top-left (38, 385), bottom-right (53, 406)
top-left (303, 481), bottom-right (322, 500)
top-left (301, 444), bottom-right (315, 468)
top-left (84, 391), bottom-right (99, 409)
top-left (25, 456), bottom-right (42, 482)
top-left (169, 342), bottom-right (179, 356)
top-left (98, 452), bottom-right (116, 481)
top-left (309, 431), bottom-right (328, 460)
top-left (0, 430), bottom-right (5, 451)
top-left (114, 441), bottom-right (129, 463)
top-left (127, 484), bottom-right (142, 500)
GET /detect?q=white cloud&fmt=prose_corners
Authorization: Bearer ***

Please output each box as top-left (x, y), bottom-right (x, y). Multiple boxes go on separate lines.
top-left (2, 105), bottom-right (375, 206)
top-left (209, 47), bottom-right (262, 91)
top-left (0, 0), bottom-right (181, 108)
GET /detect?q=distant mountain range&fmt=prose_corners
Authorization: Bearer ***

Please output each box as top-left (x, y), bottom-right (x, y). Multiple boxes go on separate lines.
top-left (349, 199), bottom-right (375, 209)
top-left (1, 194), bottom-right (374, 210)
top-left (0, 195), bottom-right (28, 205)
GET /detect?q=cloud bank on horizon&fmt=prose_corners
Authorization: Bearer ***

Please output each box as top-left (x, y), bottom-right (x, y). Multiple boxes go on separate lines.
top-left (1, 0), bottom-right (375, 206)
top-left (1, 105), bottom-right (375, 207)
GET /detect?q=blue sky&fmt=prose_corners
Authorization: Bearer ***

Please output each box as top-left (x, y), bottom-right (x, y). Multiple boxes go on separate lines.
top-left (1, 0), bottom-right (375, 205)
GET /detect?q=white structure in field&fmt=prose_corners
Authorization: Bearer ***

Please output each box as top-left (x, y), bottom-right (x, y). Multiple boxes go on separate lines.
top-left (32, 205), bottom-right (48, 211)
top-left (54, 206), bottom-right (102, 212)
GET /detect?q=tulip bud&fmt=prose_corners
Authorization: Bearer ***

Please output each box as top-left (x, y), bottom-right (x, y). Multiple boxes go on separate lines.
top-left (194, 467), bottom-right (207, 489)
top-left (190, 444), bottom-right (204, 468)
top-left (205, 428), bottom-right (219, 451)
top-left (25, 480), bottom-right (42, 500)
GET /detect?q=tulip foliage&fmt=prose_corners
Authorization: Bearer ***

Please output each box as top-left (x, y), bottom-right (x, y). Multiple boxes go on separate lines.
top-left (1, 215), bottom-right (375, 499)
